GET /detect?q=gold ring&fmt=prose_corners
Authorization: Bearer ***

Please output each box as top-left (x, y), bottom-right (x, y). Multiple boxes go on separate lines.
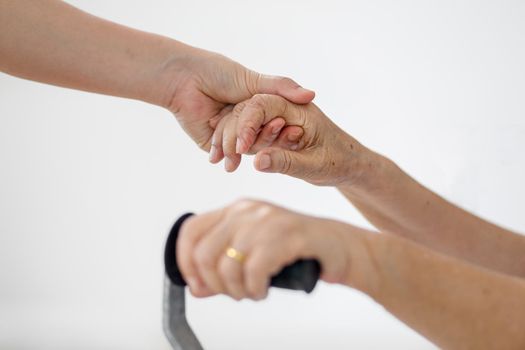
top-left (226, 247), bottom-right (246, 263)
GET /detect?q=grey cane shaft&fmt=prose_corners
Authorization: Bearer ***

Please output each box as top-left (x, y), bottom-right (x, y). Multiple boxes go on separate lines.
top-left (163, 276), bottom-right (204, 350)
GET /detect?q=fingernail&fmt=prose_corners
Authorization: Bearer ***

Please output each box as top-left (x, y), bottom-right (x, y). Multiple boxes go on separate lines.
top-left (297, 87), bottom-right (314, 94)
top-left (272, 124), bottom-right (284, 135)
top-left (209, 145), bottom-right (217, 162)
top-left (290, 144), bottom-right (299, 151)
top-left (287, 132), bottom-right (302, 142)
top-left (225, 157), bottom-right (234, 172)
top-left (258, 154), bottom-right (271, 170)
top-left (235, 138), bottom-right (243, 154)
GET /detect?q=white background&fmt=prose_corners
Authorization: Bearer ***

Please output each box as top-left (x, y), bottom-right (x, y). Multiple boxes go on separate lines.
top-left (1, 1), bottom-right (525, 349)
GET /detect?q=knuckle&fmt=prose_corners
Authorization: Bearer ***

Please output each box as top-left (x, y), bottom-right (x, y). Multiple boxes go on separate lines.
top-left (253, 203), bottom-right (276, 220)
top-left (256, 206), bottom-right (273, 218)
top-left (277, 76), bottom-right (297, 87)
top-left (230, 198), bottom-right (258, 212)
top-left (240, 95), bottom-right (271, 134)
top-left (249, 71), bottom-right (262, 95)
top-left (280, 97), bottom-right (289, 115)
top-left (248, 94), bottom-right (268, 109)
top-left (223, 148), bottom-right (235, 157)
top-left (280, 151), bottom-right (293, 174)
top-left (298, 106), bottom-right (308, 125)
top-left (233, 101), bottom-right (246, 115)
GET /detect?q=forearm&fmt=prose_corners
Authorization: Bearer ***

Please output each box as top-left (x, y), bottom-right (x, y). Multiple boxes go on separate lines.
top-left (338, 149), bottom-right (525, 277)
top-left (0, 0), bottom-right (190, 107)
top-left (346, 229), bottom-right (525, 349)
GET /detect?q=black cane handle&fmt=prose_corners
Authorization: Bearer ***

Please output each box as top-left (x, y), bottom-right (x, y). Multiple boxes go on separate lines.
top-left (164, 213), bottom-right (321, 293)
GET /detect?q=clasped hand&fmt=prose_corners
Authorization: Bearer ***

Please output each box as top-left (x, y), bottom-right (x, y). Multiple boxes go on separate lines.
top-left (209, 93), bottom-right (369, 188)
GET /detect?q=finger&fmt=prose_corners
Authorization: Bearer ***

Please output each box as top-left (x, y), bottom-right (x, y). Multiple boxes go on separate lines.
top-left (209, 115), bottom-right (228, 164)
top-left (273, 126), bottom-right (305, 151)
top-left (177, 210), bottom-right (224, 297)
top-left (235, 94), bottom-right (306, 154)
top-left (217, 246), bottom-right (248, 300)
top-left (254, 74), bottom-right (315, 104)
top-left (216, 222), bottom-right (267, 300)
top-left (247, 117), bottom-right (285, 154)
top-left (209, 104), bottom-right (234, 130)
top-left (253, 147), bottom-right (309, 177)
top-left (192, 219), bottom-right (234, 295)
top-left (243, 240), bottom-right (301, 300)
top-left (222, 116), bottom-right (242, 172)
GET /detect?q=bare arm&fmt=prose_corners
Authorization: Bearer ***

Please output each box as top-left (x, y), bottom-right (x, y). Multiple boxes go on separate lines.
top-left (0, 0), bottom-right (314, 149)
top-left (0, 0), bottom-right (182, 107)
top-left (337, 153), bottom-right (525, 278)
top-left (221, 94), bottom-right (525, 278)
top-left (177, 200), bottom-right (525, 349)
top-left (357, 230), bottom-right (525, 350)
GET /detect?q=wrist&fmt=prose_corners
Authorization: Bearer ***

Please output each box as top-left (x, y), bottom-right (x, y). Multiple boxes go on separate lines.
top-left (337, 146), bottom-right (399, 197)
top-left (143, 39), bottom-right (204, 109)
top-left (338, 225), bottom-right (382, 299)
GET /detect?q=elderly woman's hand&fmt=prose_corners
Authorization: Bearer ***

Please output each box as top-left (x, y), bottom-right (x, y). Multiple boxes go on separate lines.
top-left (207, 104), bottom-right (306, 172)
top-left (176, 199), bottom-right (362, 300)
top-left (177, 199), bottom-right (525, 349)
top-left (208, 94), bottom-right (372, 186)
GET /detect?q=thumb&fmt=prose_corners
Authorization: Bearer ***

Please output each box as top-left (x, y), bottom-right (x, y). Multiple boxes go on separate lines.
top-left (254, 74), bottom-right (315, 105)
top-left (254, 147), bottom-right (308, 177)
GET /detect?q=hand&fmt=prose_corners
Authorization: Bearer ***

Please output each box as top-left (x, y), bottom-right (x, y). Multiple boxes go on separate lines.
top-left (208, 105), bottom-right (305, 172)
top-left (163, 48), bottom-right (315, 151)
top-left (176, 199), bottom-right (351, 300)
top-left (0, 0), bottom-right (314, 155)
top-left (210, 94), bottom-right (371, 186)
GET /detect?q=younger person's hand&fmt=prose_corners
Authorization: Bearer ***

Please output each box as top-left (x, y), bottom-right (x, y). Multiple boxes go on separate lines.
top-left (166, 51), bottom-right (314, 153)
